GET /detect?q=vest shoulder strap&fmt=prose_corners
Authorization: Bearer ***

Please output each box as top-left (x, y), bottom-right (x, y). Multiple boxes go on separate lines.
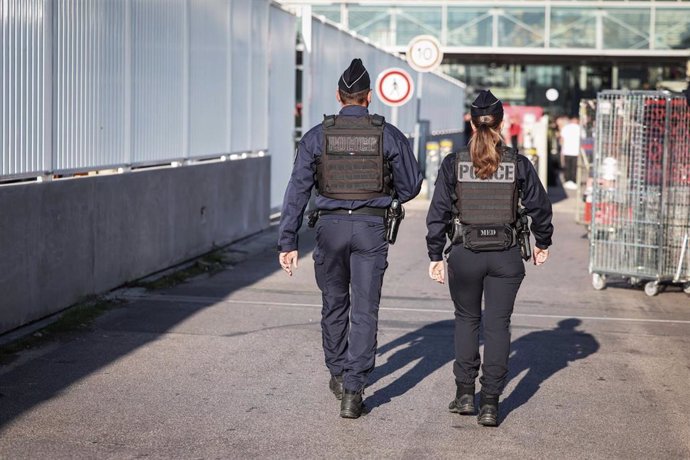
top-left (456, 147), bottom-right (470, 163)
top-left (322, 114), bottom-right (336, 128)
top-left (502, 146), bottom-right (518, 162)
top-left (370, 114), bottom-right (385, 127)
top-left (322, 113), bottom-right (385, 128)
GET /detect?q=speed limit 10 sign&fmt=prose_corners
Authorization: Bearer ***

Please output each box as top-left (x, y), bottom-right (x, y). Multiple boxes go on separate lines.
top-left (407, 35), bottom-right (443, 73)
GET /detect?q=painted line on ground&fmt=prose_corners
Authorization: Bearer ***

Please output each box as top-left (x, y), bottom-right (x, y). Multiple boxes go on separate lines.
top-left (122, 294), bottom-right (690, 325)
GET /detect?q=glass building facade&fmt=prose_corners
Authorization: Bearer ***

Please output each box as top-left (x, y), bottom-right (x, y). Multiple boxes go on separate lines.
top-left (304, 2), bottom-right (690, 51)
top-left (281, 1), bottom-right (690, 114)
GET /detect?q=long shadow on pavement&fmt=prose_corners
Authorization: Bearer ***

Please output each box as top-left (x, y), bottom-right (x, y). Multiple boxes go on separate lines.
top-left (500, 318), bottom-right (599, 419)
top-left (0, 228), bottom-right (316, 429)
top-left (364, 318), bottom-right (599, 421)
top-left (364, 320), bottom-right (454, 411)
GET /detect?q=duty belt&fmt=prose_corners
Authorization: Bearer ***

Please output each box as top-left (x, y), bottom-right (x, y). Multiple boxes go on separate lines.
top-left (319, 207), bottom-right (387, 217)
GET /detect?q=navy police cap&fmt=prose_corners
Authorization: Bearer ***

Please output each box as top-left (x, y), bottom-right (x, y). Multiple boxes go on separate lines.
top-left (470, 89), bottom-right (504, 117)
top-left (338, 58), bottom-right (370, 94)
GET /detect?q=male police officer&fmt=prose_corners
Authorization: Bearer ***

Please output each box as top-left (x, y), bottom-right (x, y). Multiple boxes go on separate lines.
top-left (278, 58), bottom-right (422, 419)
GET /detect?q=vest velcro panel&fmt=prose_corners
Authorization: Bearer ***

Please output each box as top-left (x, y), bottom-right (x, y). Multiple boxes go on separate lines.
top-left (317, 115), bottom-right (391, 200)
top-left (455, 147), bottom-right (518, 225)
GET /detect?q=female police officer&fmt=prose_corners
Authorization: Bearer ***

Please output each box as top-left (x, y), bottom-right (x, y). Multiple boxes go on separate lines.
top-left (425, 90), bottom-right (553, 427)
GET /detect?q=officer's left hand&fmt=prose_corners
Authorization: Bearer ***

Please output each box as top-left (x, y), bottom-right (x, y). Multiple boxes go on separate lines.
top-left (428, 261), bottom-right (445, 284)
top-left (533, 247), bottom-right (549, 266)
top-left (279, 251), bottom-right (299, 276)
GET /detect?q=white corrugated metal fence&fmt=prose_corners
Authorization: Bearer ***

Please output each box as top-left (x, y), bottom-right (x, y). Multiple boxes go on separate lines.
top-left (1, 0), bottom-right (276, 180)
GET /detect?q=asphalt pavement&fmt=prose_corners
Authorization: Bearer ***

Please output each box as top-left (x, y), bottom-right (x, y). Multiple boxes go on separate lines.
top-left (1, 191), bottom-right (690, 459)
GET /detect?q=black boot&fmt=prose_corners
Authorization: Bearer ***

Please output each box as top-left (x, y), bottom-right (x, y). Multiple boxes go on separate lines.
top-left (329, 375), bottom-right (344, 400)
top-left (477, 393), bottom-right (499, 427)
top-left (340, 389), bottom-right (364, 419)
top-left (448, 383), bottom-right (476, 415)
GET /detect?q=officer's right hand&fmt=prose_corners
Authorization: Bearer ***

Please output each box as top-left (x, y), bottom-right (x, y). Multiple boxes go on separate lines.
top-left (428, 261), bottom-right (445, 284)
top-left (279, 251), bottom-right (299, 276)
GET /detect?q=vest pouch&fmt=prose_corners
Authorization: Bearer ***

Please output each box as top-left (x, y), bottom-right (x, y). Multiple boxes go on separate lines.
top-left (462, 224), bottom-right (516, 252)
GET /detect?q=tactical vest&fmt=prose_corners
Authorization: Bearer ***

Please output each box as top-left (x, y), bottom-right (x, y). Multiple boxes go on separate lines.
top-left (455, 146), bottom-right (518, 225)
top-left (316, 114), bottom-right (392, 200)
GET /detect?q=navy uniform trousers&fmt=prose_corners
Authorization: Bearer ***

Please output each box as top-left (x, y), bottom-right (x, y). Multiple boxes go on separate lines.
top-left (313, 214), bottom-right (388, 392)
top-left (447, 244), bottom-right (525, 396)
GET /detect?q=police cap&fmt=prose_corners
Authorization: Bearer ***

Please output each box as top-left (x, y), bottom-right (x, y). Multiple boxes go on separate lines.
top-left (338, 58), bottom-right (370, 94)
top-left (470, 89), bottom-right (503, 117)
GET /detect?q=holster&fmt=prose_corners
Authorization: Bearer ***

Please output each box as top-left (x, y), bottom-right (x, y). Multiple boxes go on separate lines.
top-left (307, 209), bottom-right (319, 228)
top-left (515, 209), bottom-right (532, 261)
top-left (447, 216), bottom-right (463, 246)
top-left (385, 199), bottom-right (405, 244)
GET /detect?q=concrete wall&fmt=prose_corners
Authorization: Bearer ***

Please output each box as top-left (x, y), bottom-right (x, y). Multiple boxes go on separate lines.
top-left (0, 158), bottom-right (270, 335)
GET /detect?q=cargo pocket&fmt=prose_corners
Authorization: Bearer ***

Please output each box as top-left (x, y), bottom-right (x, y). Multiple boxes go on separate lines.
top-left (313, 247), bottom-right (326, 293)
top-left (375, 254), bottom-right (389, 272)
top-left (368, 254), bottom-right (389, 297)
top-left (312, 246), bottom-right (324, 264)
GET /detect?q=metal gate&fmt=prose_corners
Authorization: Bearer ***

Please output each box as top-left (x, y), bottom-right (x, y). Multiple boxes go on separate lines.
top-left (589, 90), bottom-right (690, 296)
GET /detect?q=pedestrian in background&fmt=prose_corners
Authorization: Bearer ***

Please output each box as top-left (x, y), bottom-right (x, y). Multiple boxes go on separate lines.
top-left (509, 117), bottom-right (521, 149)
top-left (425, 90), bottom-right (554, 426)
top-left (560, 116), bottom-right (581, 190)
top-left (546, 117), bottom-right (562, 187)
top-left (278, 58), bottom-right (422, 419)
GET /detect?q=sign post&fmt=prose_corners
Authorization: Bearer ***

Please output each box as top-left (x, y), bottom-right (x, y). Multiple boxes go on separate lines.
top-left (406, 35), bottom-right (444, 163)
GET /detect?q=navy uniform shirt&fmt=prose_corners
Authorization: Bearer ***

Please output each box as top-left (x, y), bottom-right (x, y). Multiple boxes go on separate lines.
top-left (426, 151), bottom-right (554, 261)
top-left (278, 105), bottom-right (423, 252)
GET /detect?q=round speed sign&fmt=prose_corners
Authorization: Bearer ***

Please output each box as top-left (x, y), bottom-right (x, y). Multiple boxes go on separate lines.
top-left (407, 35), bottom-right (443, 73)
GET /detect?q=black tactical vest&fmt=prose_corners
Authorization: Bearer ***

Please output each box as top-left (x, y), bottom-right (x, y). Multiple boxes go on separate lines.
top-left (454, 146), bottom-right (518, 225)
top-left (316, 114), bottom-right (392, 200)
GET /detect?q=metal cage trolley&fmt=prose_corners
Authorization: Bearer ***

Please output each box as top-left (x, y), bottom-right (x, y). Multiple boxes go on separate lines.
top-left (589, 90), bottom-right (690, 296)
